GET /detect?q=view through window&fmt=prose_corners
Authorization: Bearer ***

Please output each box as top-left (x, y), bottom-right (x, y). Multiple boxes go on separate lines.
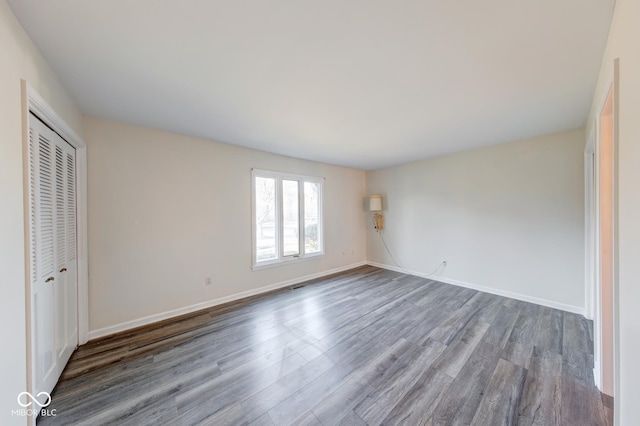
top-left (253, 170), bottom-right (323, 267)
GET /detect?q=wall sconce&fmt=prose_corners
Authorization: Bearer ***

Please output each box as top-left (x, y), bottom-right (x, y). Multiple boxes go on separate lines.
top-left (369, 195), bottom-right (384, 231)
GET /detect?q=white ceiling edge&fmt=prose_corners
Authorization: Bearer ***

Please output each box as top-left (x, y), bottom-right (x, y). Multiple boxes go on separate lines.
top-left (7, 0), bottom-right (614, 170)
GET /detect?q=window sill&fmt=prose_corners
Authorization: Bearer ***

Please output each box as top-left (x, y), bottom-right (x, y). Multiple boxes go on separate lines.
top-left (252, 252), bottom-right (325, 271)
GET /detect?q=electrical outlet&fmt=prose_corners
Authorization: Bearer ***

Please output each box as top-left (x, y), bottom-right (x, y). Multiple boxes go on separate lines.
top-left (205, 277), bottom-right (212, 286)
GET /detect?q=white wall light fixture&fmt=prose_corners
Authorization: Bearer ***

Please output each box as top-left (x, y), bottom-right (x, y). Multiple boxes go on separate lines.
top-left (369, 195), bottom-right (384, 231)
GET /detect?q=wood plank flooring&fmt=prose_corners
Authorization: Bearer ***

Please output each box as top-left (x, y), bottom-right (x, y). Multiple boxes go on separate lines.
top-left (39, 266), bottom-right (611, 425)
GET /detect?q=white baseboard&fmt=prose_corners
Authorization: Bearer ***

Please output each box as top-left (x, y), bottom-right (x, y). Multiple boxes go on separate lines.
top-left (593, 365), bottom-right (602, 391)
top-left (366, 261), bottom-right (585, 316)
top-left (88, 261), bottom-right (367, 340)
top-left (89, 259), bottom-right (585, 340)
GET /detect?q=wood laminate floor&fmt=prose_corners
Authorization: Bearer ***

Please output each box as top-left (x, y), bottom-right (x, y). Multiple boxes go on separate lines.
top-left (40, 266), bottom-right (611, 426)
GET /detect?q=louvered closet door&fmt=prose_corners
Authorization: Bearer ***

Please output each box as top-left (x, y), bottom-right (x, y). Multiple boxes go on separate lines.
top-left (54, 134), bottom-right (78, 368)
top-left (29, 112), bottom-right (78, 399)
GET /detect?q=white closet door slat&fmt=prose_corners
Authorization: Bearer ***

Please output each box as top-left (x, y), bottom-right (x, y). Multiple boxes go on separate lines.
top-left (55, 145), bottom-right (66, 269)
top-left (66, 151), bottom-right (76, 261)
top-left (38, 134), bottom-right (54, 280)
top-left (29, 127), bottom-right (37, 283)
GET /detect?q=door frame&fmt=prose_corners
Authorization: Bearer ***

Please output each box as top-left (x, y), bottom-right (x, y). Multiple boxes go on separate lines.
top-left (585, 59), bottom-right (620, 397)
top-left (584, 127), bottom-right (596, 322)
top-left (585, 114), bottom-right (602, 389)
top-left (21, 81), bottom-right (89, 417)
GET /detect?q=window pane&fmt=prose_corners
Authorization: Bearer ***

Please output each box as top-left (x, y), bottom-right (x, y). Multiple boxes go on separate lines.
top-left (304, 182), bottom-right (320, 254)
top-left (255, 177), bottom-right (277, 261)
top-left (282, 180), bottom-right (299, 256)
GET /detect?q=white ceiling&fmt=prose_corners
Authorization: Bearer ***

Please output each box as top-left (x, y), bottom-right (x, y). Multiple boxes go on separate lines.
top-left (8, 0), bottom-right (613, 170)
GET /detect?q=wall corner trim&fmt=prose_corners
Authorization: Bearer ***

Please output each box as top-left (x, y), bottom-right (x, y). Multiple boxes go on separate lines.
top-left (88, 261), bottom-right (367, 340)
top-left (366, 261), bottom-right (585, 316)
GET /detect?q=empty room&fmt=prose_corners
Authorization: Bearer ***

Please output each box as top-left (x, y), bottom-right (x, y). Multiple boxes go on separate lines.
top-left (1, 0), bottom-right (639, 425)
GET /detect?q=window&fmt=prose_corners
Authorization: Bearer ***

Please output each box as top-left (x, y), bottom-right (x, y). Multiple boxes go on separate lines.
top-left (252, 169), bottom-right (324, 268)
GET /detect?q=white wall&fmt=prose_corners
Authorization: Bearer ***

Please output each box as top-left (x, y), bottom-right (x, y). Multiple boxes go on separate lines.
top-left (586, 0), bottom-right (640, 423)
top-left (0, 0), bottom-right (83, 424)
top-left (3, 0), bottom-right (636, 422)
top-left (84, 117), bottom-right (366, 333)
top-left (367, 128), bottom-right (585, 311)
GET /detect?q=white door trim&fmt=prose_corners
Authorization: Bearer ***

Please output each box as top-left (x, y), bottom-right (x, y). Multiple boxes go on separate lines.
top-left (587, 59), bottom-right (620, 399)
top-left (21, 81), bottom-right (89, 422)
top-left (611, 59), bottom-right (620, 418)
top-left (584, 127), bottom-right (595, 322)
top-left (586, 117), bottom-right (603, 390)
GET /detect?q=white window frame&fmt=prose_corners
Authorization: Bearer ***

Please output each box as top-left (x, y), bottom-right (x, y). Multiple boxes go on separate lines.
top-left (252, 169), bottom-right (324, 270)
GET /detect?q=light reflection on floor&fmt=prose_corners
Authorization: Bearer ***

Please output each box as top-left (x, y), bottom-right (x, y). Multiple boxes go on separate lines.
top-left (244, 292), bottom-right (330, 390)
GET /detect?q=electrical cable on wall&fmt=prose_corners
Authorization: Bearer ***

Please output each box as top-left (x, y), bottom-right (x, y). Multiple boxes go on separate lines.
top-left (378, 230), bottom-right (405, 272)
top-left (377, 230), bottom-right (446, 279)
top-left (369, 194), bottom-right (446, 280)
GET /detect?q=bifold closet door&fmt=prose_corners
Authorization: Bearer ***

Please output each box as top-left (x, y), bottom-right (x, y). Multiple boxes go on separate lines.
top-left (29, 112), bottom-right (78, 399)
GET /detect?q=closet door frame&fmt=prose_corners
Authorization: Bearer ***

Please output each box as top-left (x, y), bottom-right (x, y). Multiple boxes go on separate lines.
top-left (21, 81), bottom-right (89, 412)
